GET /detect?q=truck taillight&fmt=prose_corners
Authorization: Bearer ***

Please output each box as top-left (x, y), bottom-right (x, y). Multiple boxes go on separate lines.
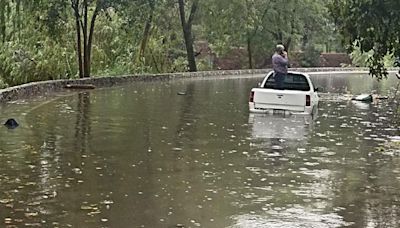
top-left (306, 95), bottom-right (311, 106)
top-left (249, 91), bottom-right (255, 102)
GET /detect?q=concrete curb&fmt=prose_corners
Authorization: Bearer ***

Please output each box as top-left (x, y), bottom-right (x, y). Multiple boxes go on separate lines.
top-left (0, 67), bottom-right (386, 103)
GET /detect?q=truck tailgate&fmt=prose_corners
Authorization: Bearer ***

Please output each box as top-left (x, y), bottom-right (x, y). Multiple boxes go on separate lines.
top-left (253, 88), bottom-right (307, 111)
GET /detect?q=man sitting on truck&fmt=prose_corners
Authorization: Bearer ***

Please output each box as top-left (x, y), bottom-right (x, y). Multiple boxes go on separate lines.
top-left (272, 44), bottom-right (289, 89)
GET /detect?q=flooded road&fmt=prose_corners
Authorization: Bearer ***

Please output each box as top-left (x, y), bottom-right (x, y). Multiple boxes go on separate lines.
top-left (0, 73), bottom-right (400, 227)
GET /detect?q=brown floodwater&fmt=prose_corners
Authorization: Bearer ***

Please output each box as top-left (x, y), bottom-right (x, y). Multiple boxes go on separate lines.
top-left (0, 73), bottom-right (400, 227)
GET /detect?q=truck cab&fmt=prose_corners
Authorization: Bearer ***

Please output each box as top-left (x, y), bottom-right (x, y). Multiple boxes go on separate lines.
top-left (249, 71), bottom-right (319, 115)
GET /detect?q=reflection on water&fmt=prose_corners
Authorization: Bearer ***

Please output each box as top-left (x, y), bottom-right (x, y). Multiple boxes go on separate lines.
top-left (0, 73), bottom-right (400, 227)
top-left (230, 208), bottom-right (351, 228)
top-left (248, 113), bottom-right (315, 155)
top-left (351, 100), bottom-right (372, 110)
top-left (249, 113), bottom-right (314, 139)
top-left (74, 92), bottom-right (91, 154)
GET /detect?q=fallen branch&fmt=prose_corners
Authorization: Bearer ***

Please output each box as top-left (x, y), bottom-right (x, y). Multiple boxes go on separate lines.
top-left (65, 84), bottom-right (96, 89)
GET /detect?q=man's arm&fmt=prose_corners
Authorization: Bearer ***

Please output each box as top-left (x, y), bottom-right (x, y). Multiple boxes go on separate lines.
top-left (277, 54), bottom-right (288, 66)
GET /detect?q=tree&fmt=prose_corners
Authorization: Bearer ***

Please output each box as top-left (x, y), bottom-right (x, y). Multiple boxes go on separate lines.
top-left (70, 0), bottom-right (122, 78)
top-left (244, 0), bottom-right (271, 69)
top-left (70, 0), bottom-right (103, 78)
top-left (119, 0), bottom-right (190, 73)
top-left (0, 0), bottom-right (7, 43)
top-left (0, 1), bottom-right (76, 86)
top-left (330, 0), bottom-right (400, 79)
top-left (177, 0), bottom-right (199, 72)
top-left (138, 0), bottom-right (155, 62)
top-left (0, 0), bottom-right (342, 87)
top-left (200, 0), bottom-right (334, 69)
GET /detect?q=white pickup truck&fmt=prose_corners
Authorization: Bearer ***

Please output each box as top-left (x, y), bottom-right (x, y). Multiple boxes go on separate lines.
top-left (249, 71), bottom-right (319, 115)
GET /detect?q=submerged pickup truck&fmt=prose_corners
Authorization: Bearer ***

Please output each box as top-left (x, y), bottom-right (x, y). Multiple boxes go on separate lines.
top-left (249, 71), bottom-right (319, 115)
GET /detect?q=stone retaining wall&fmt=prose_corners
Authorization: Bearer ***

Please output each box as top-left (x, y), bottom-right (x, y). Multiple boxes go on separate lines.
top-left (0, 67), bottom-right (379, 103)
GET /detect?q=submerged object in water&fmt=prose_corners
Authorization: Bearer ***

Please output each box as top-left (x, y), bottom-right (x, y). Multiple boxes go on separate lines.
top-left (4, 118), bottom-right (19, 129)
top-left (352, 94), bottom-right (373, 102)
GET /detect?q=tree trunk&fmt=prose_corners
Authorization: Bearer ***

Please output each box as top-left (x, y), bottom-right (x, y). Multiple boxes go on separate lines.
top-left (245, 0), bottom-right (252, 69)
top-left (139, 0), bottom-right (155, 61)
top-left (14, 0), bottom-right (22, 40)
top-left (86, 7), bottom-right (99, 78)
top-left (83, 0), bottom-right (89, 77)
top-left (178, 0), bottom-right (198, 72)
top-left (284, 37), bottom-right (292, 53)
top-left (182, 24), bottom-right (197, 72)
top-left (247, 36), bottom-right (253, 69)
top-left (277, 32), bottom-right (283, 44)
top-left (72, 1), bottom-right (83, 78)
top-left (0, 0), bottom-right (6, 43)
top-left (302, 31), bottom-right (308, 50)
top-left (71, 0), bottom-right (99, 78)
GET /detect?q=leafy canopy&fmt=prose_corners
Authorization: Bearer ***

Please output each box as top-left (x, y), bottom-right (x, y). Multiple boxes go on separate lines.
top-left (330, 0), bottom-right (400, 79)
top-left (0, 0), bottom-right (340, 87)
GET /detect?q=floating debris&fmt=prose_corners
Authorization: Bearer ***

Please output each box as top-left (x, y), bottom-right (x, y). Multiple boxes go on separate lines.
top-left (3, 118), bottom-right (19, 129)
top-left (65, 84), bottom-right (96, 89)
top-left (352, 94), bottom-right (373, 102)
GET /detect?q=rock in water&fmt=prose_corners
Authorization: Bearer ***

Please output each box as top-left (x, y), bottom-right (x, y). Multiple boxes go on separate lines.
top-left (4, 118), bottom-right (19, 129)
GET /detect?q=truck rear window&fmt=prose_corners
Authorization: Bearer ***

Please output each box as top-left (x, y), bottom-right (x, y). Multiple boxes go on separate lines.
top-left (264, 73), bottom-right (310, 91)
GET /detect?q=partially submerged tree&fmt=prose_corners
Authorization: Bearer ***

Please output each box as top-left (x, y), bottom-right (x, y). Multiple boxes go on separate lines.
top-left (330, 0), bottom-right (400, 79)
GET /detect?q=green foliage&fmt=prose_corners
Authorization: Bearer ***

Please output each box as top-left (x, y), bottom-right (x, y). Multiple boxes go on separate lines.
top-left (329, 0), bottom-right (400, 79)
top-left (0, 0), bottom-right (341, 87)
top-left (300, 45), bottom-right (322, 67)
top-left (350, 45), bottom-right (395, 68)
top-left (199, 0), bottom-right (338, 68)
top-left (349, 44), bottom-right (373, 67)
top-left (0, 39), bottom-right (75, 86)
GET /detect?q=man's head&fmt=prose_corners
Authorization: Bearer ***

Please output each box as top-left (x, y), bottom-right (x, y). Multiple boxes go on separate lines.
top-left (275, 44), bottom-right (285, 54)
